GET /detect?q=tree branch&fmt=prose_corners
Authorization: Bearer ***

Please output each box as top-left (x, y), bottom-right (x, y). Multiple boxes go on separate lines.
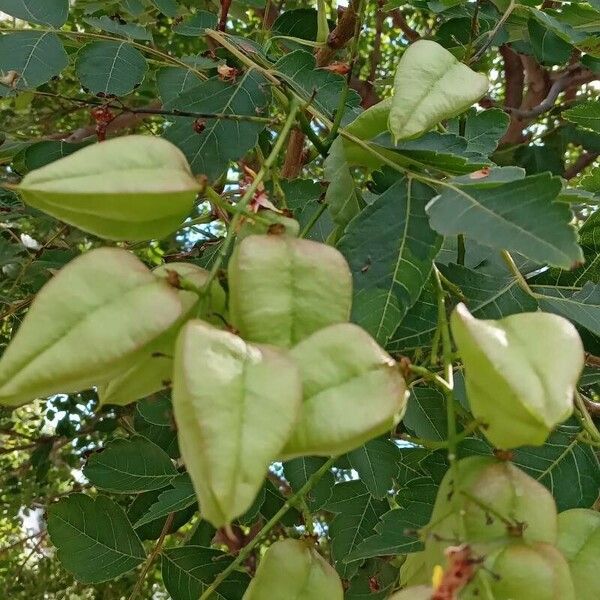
top-left (500, 45), bottom-right (524, 109)
top-left (282, 0), bottom-right (361, 178)
top-left (390, 9), bottom-right (420, 42)
top-left (507, 66), bottom-right (597, 119)
top-left (564, 151), bottom-right (598, 179)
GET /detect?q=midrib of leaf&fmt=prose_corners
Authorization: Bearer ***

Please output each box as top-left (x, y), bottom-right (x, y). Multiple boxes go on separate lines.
top-left (90, 457), bottom-right (174, 483)
top-left (535, 437), bottom-right (580, 482)
top-left (104, 41), bottom-right (127, 95)
top-left (52, 511), bottom-right (143, 560)
top-left (375, 178), bottom-right (414, 341)
top-left (437, 180), bottom-right (574, 265)
top-left (189, 69), bottom-right (256, 166)
top-left (162, 552), bottom-right (231, 600)
top-left (20, 32), bottom-right (49, 87)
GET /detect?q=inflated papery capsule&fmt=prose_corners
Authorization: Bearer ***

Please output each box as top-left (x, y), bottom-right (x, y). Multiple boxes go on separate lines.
top-left (228, 234), bottom-right (352, 347)
top-left (462, 542), bottom-right (575, 600)
top-left (97, 263), bottom-right (226, 406)
top-left (386, 585), bottom-right (433, 600)
top-left (243, 539), bottom-right (343, 600)
top-left (423, 456), bottom-right (558, 572)
top-left (16, 136), bottom-right (201, 241)
top-left (280, 323), bottom-right (408, 459)
top-left (388, 40), bottom-right (488, 142)
top-left (0, 248), bottom-right (186, 406)
top-left (172, 320), bottom-right (302, 528)
top-left (451, 303), bottom-right (584, 448)
top-left (557, 508), bottom-right (600, 600)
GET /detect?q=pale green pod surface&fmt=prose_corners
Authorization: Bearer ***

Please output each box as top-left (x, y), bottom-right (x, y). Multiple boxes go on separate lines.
top-left (228, 234), bottom-right (352, 347)
top-left (236, 213), bottom-right (300, 242)
top-left (172, 320), bottom-right (302, 528)
top-left (243, 539), bottom-right (343, 600)
top-left (16, 135), bottom-right (201, 241)
top-left (345, 97), bottom-right (392, 141)
top-left (388, 586), bottom-right (433, 600)
top-left (463, 542), bottom-right (575, 600)
top-left (0, 248), bottom-right (185, 407)
top-left (451, 303), bottom-right (584, 449)
top-left (281, 323), bottom-right (407, 459)
top-left (399, 551), bottom-right (429, 587)
top-left (556, 508), bottom-right (600, 600)
top-left (97, 263), bottom-right (226, 407)
top-left (388, 40), bottom-right (488, 141)
top-left (424, 456), bottom-right (557, 571)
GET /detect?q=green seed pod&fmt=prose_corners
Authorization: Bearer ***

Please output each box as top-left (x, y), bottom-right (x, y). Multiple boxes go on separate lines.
top-left (243, 539), bottom-right (343, 600)
top-left (0, 248), bottom-right (187, 406)
top-left (15, 135), bottom-right (201, 241)
top-left (97, 263), bottom-right (226, 407)
top-left (463, 542), bottom-right (575, 600)
top-left (172, 320), bottom-right (302, 528)
top-left (228, 234), bottom-right (352, 347)
top-left (556, 508), bottom-right (600, 600)
top-left (399, 551), bottom-right (429, 587)
top-left (389, 40), bottom-right (488, 141)
top-left (280, 323), bottom-right (408, 458)
top-left (236, 213), bottom-right (300, 241)
top-left (424, 456), bottom-right (557, 571)
top-left (388, 585), bottom-right (433, 600)
top-left (451, 303), bottom-right (584, 448)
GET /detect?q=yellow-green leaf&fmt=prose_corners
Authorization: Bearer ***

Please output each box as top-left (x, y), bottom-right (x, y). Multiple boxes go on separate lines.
top-left (451, 303), bottom-right (584, 448)
top-left (281, 323), bottom-right (407, 459)
top-left (16, 135), bottom-right (201, 241)
top-left (172, 320), bottom-right (302, 528)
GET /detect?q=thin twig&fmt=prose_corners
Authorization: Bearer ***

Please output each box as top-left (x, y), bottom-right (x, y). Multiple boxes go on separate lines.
top-left (507, 67), bottom-right (597, 120)
top-left (199, 456), bottom-right (337, 600)
top-left (198, 97), bottom-right (301, 302)
top-left (128, 513), bottom-right (175, 600)
top-left (471, 0), bottom-right (515, 63)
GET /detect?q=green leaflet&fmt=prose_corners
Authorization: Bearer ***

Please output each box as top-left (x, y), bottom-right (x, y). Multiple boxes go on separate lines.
top-left (423, 456), bottom-right (558, 573)
top-left (243, 539), bottom-right (343, 600)
top-left (281, 323), bottom-right (408, 459)
top-left (338, 177), bottom-right (441, 346)
top-left (0, 248), bottom-right (186, 407)
top-left (97, 263), bottom-right (226, 407)
top-left (426, 173), bottom-right (583, 270)
top-left (75, 41), bottom-right (148, 96)
top-left (0, 31), bottom-right (69, 97)
top-left (0, 0), bottom-right (69, 26)
top-left (451, 304), bottom-right (584, 449)
top-left (172, 320), bottom-right (302, 528)
top-left (16, 136), bottom-right (201, 241)
top-left (462, 543), bottom-right (575, 600)
top-left (228, 234), bottom-right (352, 347)
top-left (557, 509), bottom-right (600, 600)
top-left (164, 70), bottom-right (269, 181)
top-left (46, 494), bottom-right (145, 584)
top-left (389, 40), bottom-right (488, 141)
